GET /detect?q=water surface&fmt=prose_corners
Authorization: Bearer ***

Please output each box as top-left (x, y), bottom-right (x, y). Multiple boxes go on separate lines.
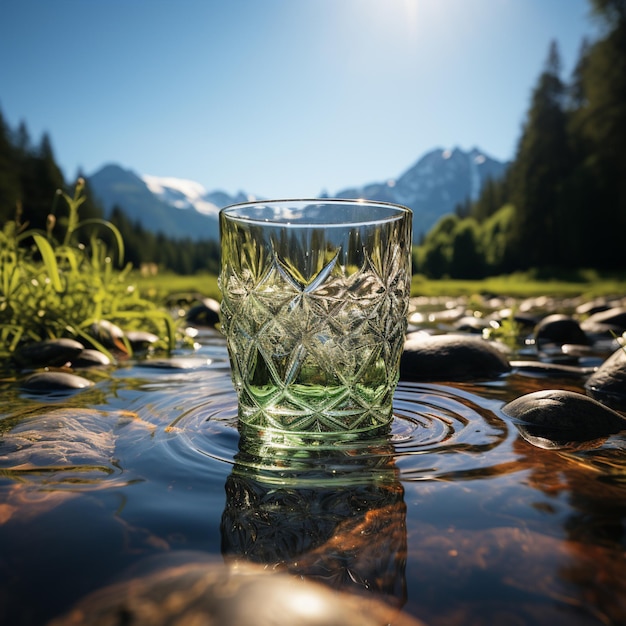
top-left (1, 319), bottom-right (625, 625)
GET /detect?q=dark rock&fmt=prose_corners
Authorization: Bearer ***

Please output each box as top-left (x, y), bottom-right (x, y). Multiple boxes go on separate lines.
top-left (400, 333), bottom-right (511, 382)
top-left (70, 349), bottom-right (112, 368)
top-left (186, 297), bottom-right (221, 327)
top-left (138, 357), bottom-right (210, 370)
top-left (453, 316), bottom-right (490, 334)
top-left (125, 330), bottom-right (160, 352)
top-left (509, 360), bottom-right (595, 378)
top-left (585, 346), bottom-right (626, 411)
top-left (13, 338), bottom-right (84, 369)
top-left (20, 371), bottom-right (94, 392)
top-left (581, 307), bottom-right (626, 337)
top-left (534, 314), bottom-right (589, 348)
top-left (89, 320), bottom-right (128, 353)
top-left (576, 299), bottom-right (610, 317)
top-left (502, 389), bottom-right (626, 449)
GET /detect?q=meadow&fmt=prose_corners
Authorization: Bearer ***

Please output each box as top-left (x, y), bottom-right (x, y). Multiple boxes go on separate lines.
top-left (133, 269), bottom-right (626, 303)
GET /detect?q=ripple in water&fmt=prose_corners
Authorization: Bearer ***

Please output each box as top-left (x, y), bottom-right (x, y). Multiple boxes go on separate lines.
top-left (168, 375), bottom-right (512, 484)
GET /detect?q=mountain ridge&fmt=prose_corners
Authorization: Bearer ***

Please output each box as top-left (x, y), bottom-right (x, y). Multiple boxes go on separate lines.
top-left (88, 146), bottom-right (508, 243)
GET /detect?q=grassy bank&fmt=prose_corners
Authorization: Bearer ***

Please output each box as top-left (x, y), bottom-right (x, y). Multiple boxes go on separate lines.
top-left (133, 270), bottom-right (626, 303)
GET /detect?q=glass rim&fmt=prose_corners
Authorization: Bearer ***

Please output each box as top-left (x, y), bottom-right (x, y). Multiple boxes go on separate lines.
top-left (220, 198), bottom-right (412, 227)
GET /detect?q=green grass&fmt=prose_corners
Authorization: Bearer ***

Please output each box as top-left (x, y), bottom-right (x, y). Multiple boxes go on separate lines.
top-left (0, 181), bottom-right (178, 358)
top-left (133, 269), bottom-right (626, 303)
top-left (134, 271), bottom-right (220, 302)
top-left (410, 273), bottom-right (626, 298)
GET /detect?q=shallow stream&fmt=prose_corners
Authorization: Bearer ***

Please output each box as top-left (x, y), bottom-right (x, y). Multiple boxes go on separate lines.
top-left (1, 297), bottom-right (625, 625)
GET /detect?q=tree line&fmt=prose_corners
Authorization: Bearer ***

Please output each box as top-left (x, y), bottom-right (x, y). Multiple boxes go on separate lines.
top-left (2, 0), bottom-right (625, 279)
top-left (414, 0), bottom-right (626, 278)
top-left (0, 116), bottom-right (220, 275)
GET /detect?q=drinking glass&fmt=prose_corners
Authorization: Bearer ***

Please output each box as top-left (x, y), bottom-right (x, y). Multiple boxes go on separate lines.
top-left (219, 199), bottom-right (412, 435)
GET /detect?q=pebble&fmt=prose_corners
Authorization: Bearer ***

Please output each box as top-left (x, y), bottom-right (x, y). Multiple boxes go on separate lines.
top-left (13, 338), bottom-right (84, 369)
top-left (502, 389), bottom-right (626, 449)
top-left (89, 320), bottom-right (128, 353)
top-left (186, 297), bottom-right (221, 327)
top-left (400, 333), bottom-right (511, 381)
top-left (581, 306), bottom-right (626, 337)
top-left (125, 330), bottom-right (160, 352)
top-left (70, 349), bottom-right (112, 368)
top-left (534, 314), bottom-right (589, 348)
top-left (585, 345), bottom-right (626, 411)
top-left (20, 371), bottom-right (94, 392)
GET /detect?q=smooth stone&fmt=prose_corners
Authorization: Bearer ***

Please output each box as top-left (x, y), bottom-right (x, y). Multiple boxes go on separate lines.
top-left (585, 346), bottom-right (626, 411)
top-left (70, 349), bottom-right (112, 368)
top-left (534, 314), bottom-right (589, 347)
top-left (502, 389), bottom-right (626, 449)
top-left (137, 357), bottom-right (211, 370)
top-left (400, 333), bottom-right (511, 381)
top-left (186, 297), bottom-right (221, 327)
top-left (89, 320), bottom-right (128, 353)
top-left (581, 307), bottom-right (626, 335)
top-left (125, 330), bottom-right (160, 351)
top-left (0, 407), bottom-right (149, 484)
top-left (576, 299), bottom-right (610, 316)
top-left (48, 558), bottom-right (424, 626)
top-left (13, 338), bottom-right (84, 369)
top-left (20, 371), bottom-right (94, 392)
top-left (453, 315), bottom-right (490, 334)
top-left (509, 360), bottom-right (596, 378)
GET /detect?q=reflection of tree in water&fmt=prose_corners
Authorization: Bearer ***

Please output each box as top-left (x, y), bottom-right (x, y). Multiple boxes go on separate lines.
top-left (220, 429), bottom-right (407, 612)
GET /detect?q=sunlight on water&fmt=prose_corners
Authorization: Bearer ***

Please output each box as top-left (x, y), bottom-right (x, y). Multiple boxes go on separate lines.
top-left (1, 324), bottom-right (626, 625)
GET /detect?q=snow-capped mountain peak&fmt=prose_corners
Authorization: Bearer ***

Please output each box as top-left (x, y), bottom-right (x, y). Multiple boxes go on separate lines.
top-left (142, 174), bottom-right (220, 216)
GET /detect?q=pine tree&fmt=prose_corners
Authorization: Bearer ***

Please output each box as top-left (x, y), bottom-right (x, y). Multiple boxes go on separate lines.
top-left (0, 109), bottom-right (20, 222)
top-left (19, 132), bottom-right (66, 232)
top-left (508, 41), bottom-right (572, 269)
top-left (573, 0), bottom-right (626, 268)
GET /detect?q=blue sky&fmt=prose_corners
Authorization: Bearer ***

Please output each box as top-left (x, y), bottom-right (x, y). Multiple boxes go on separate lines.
top-left (1, 0), bottom-right (598, 199)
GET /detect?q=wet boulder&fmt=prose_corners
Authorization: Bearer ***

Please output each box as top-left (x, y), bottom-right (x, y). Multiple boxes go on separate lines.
top-left (534, 314), bottom-right (589, 348)
top-left (88, 320), bottom-right (129, 354)
top-left (585, 346), bottom-right (626, 411)
top-left (70, 349), bottom-right (112, 369)
top-left (186, 297), bottom-right (221, 328)
top-left (581, 306), bottom-right (626, 337)
top-left (13, 338), bottom-right (85, 369)
top-left (502, 389), bottom-right (626, 449)
top-left (125, 330), bottom-right (160, 352)
top-left (400, 333), bottom-right (511, 382)
top-left (20, 371), bottom-right (94, 392)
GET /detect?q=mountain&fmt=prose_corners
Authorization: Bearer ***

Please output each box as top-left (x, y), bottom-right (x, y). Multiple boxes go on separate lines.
top-left (89, 165), bottom-right (226, 242)
top-left (88, 147), bottom-right (508, 243)
top-left (334, 147), bottom-right (508, 238)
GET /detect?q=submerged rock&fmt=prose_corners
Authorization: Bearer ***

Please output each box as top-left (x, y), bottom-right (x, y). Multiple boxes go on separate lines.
top-left (0, 407), bottom-right (147, 485)
top-left (48, 557), bottom-right (424, 626)
top-left (502, 389), bottom-right (626, 449)
top-left (400, 333), bottom-right (511, 382)
top-left (585, 346), bottom-right (626, 411)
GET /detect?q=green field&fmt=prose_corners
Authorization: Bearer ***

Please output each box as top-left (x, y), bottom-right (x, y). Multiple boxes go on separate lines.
top-left (133, 270), bottom-right (626, 303)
